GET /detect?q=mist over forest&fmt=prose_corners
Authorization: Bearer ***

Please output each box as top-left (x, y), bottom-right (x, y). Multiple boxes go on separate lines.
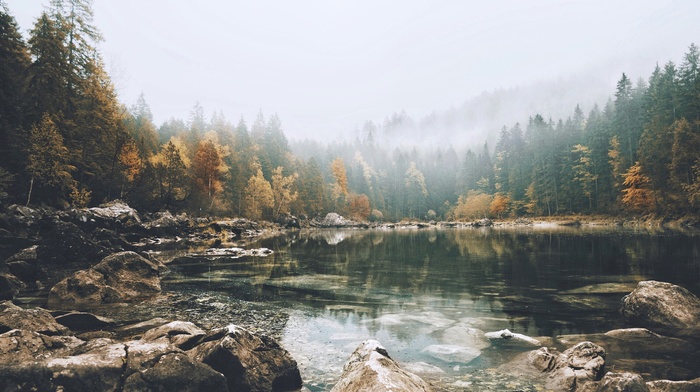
top-left (1, 0), bottom-right (700, 222)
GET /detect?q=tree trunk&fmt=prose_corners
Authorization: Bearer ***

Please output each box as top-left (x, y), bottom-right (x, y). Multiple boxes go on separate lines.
top-left (26, 177), bottom-right (34, 207)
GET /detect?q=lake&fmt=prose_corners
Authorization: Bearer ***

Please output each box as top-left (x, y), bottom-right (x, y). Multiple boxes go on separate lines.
top-left (163, 225), bottom-right (700, 391)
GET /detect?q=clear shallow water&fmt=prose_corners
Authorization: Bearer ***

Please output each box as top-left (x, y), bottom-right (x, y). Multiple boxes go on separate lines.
top-left (163, 226), bottom-right (700, 390)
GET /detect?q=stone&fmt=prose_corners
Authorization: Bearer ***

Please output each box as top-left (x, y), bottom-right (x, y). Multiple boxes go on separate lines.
top-left (188, 324), bottom-right (302, 392)
top-left (45, 342), bottom-right (126, 391)
top-left (54, 311), bottom-right (115, 332)
top-left (0, 273), bottom-right (22, 300)
top-left (115, 317), bottom-right (173, 337)
top-left (48, 251), bottom-right (166, 308)
top-left (330, 339), bottom-right (433, 392)
top-left (0, 301), bottom-right (69, 335)
top-left (647, 378), bottom-right (700, 392)
top-left (621, 281), bottom-right (700, 339)
top-left (504, 341), bottom-right (606, 391)
top-left (440, 325), bottom-right (491, 350)
top-left (0, 329), bottom-right (83, 364)
top-left (142, 321), bottom-right (206, 350)
top-left (421, 344), bottom-right (481, 364)
top-left (123, 352), bottom-right (228, 392)
top-left (37, 218), bottom-right (108, 265)
top-left (579, 372), bottom-right (649, 392)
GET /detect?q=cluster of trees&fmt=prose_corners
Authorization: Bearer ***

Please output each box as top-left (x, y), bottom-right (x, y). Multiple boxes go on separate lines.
top-left (1, 1), bottom-right (699, 221)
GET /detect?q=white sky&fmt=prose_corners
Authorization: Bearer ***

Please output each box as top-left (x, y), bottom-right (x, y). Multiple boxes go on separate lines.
top-left (4, 0), bottom-right (699, 140)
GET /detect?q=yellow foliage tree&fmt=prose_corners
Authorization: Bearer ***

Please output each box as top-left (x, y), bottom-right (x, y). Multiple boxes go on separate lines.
top-left (489, 193), bottom-right (509, 218)
top-left (271, 166), bottom-right (298, 217)
top-left (118, 139), bottom-right (142, 197)
top-left (453, 190), bottom-right (493, 220)
top-left (621, 162), bottom-right (656, 213)
top-left (347, 193), bottom-right (371, 221)
top-left (243, 159), bottom-right (274, 220)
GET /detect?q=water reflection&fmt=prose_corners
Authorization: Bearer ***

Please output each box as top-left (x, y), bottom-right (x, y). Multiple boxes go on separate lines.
top-left (164, 226), bottom-right (700, 390)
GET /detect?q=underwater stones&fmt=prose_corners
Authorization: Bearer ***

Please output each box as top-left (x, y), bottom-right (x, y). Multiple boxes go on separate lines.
top-left (421, 344), bottom-right (481, 364)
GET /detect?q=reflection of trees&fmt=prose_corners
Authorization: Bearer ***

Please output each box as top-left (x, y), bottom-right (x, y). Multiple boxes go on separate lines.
top-left (247, 228), bottom-right (700, 336)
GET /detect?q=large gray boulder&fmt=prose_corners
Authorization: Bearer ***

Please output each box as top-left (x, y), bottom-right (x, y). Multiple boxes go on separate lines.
top-left (188, 324), bottom-right (302, 392)
top-left (48, 251), bottom-right (166, 309)
top-left (330, 339), bottom-right (433, 392)
top-left (621, 281), bottom-right (700, 339)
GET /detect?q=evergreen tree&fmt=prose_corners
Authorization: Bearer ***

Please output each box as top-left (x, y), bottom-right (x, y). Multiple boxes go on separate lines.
top-left (0, 3), bottom-right (31, 174)
top-left (25, 113), bottom-right (75, 206)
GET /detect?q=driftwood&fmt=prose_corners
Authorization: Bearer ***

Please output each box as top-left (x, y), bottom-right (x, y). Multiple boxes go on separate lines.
top-left (484, 329), bottom-right (541, 346)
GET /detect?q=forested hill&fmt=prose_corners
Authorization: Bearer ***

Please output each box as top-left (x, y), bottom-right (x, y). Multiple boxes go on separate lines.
top-left (1, 1), bottom-right (699, 221)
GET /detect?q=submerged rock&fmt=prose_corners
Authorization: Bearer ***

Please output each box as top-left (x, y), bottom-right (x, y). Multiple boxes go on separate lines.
top-left (331, 339), bottom-right (433, 392)
top-left (647, 378), bottom-right (700, 392)
top-left (422, 344), bottom-right (481, 364)
top-left (621, 281), bottom-right (700, 340)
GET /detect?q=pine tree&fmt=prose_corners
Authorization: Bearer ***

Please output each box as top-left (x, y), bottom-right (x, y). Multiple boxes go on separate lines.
top-left (621, 162), bottom-right (656, 214)
top-left (151, 140), bottom-right (190, 209)
top-left (0, 3), bottom-right (31, 173)
top-left (25, 113), bottom-right (75, 206)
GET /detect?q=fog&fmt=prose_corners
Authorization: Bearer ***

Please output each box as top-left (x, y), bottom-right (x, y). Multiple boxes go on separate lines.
top-left (6, 0), bottom-right (700, 147)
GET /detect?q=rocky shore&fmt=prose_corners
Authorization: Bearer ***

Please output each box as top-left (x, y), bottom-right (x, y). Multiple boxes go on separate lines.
top-left (1, 202), bottom-right (700, 391)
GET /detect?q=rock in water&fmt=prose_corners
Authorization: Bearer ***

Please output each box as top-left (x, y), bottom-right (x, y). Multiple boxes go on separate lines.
top-left (506, 341), bottom-right (606, 391)
top-left (621, 281), bottom-right (700, 339)
top-left (331, 339), bottom-right (433, 392)
top-left (188, 324), bottom-right (302, 392)
top-left (48, 251), bottom-right (166, 309)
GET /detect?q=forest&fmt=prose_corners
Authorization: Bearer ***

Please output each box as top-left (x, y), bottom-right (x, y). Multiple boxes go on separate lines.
top-left (1, 0), bottom-right (699, 222)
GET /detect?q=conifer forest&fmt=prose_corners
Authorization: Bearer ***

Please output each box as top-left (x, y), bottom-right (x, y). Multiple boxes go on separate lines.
top-left (1, 0), bottom-right (699, 222)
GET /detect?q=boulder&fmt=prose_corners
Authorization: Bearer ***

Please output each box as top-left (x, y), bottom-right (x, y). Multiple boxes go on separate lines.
top-left (0, 329), bottom-right (83, 364)
top-left (313, 213), bottom-right (358, 228)
top-left (45, 342), bottom-right (126, 391)
top-left (647, 378), bottom-right (700, 392)
top-left (123, 351), bottom-right (228, 392)
top-left (48, 251), bottom-right (166, 308)
top-left (0, 273), bottom-right (22, 300)
top-left (142, 320), bottom-right (206, 350)
top-left (188, 324), bottom-right (302, 392)
top-left (621, 281), bottom-right (700, 339)
top-left (54, 311), bottom-right (115, 332)
top-left (580, 372), bottom-right (649, 392)
top-left (37, 217), bottom-right (108, 265)
top-left (506, 341), bottom-right (606, 391)
top-left (0, 301), bottom-right (69, 335)
top-left (122, 339), bottom-right (227, 392)
top-left (87, 200), bottom-right (142, 225)
top-left (331, 339), bottom-right (433, 392)
top-left (4, 246), bottom-right (38, 282)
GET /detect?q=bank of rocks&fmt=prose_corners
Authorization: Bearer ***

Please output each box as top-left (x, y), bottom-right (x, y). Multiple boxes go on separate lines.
top-left (0, 302), bottom-right (302, 392)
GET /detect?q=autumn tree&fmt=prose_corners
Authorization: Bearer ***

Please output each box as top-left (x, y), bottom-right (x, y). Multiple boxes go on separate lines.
top-left (490, 193), bottom-right (509, 218)
top-left (453, 191), bottom-right (493, 220)
top-left (621, 162), bottom-right (656, 214)
top-left (271, 166), bottom-right (297, 217)
top-left (150, 140), bottom-right (190, 209)
top-left (243, 159), bottom-right (274, 220)
top-left (192, 138), bottom-right (227, 211)
top-left (25, 113), bottom-right (75, 206)
top-left (347, 193), bottom-right (371, 221)
top-left (118, 138), bottom-right (141, 198)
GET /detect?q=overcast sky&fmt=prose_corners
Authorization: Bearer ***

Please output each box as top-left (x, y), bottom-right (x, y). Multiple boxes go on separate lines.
top-left (4, 0), bottom-right (700, 140)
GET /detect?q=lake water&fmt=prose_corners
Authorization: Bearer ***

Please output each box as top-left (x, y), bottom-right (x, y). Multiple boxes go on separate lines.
top-left (163, 225), bottom-right (700, 391)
